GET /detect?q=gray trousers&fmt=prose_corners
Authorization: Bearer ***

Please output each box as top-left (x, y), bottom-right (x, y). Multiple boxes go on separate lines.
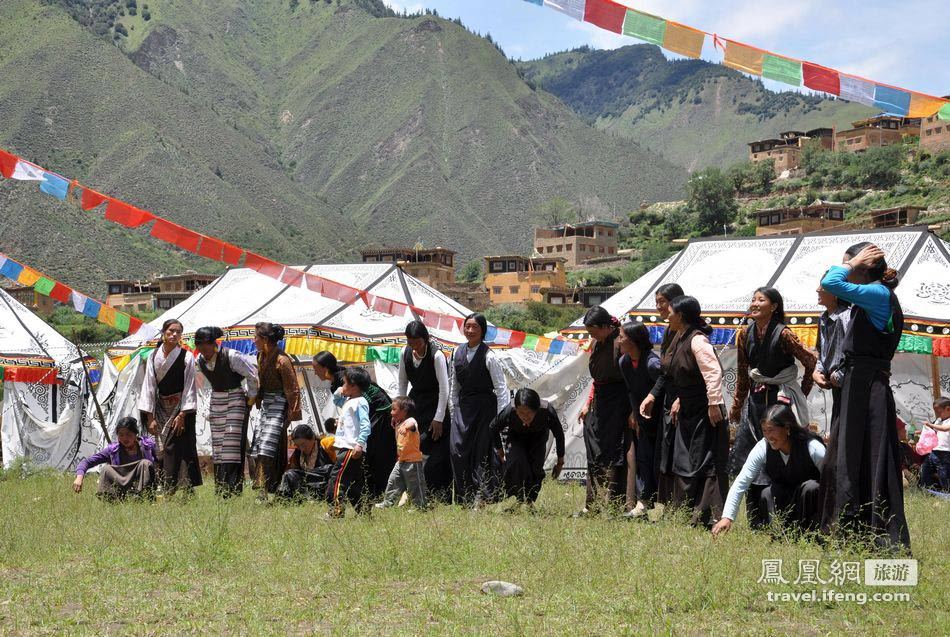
top-left (382, 461), bottom-right (427, 508)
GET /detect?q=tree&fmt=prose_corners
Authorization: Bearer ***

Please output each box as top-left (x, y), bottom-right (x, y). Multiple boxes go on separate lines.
top-left (535, 196), bottom-right (578, 226)
top-left (684, 167), bottom-right (738, 236)
top-left (456, 259), bottom-right (483, 283)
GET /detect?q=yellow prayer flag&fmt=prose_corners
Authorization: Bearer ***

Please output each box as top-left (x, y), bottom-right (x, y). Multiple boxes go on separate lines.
top-left (17, 267), bottom-right (42, 286)
top-left (98, 304), bottom-right (118, 328)
top-left (661, 21), bottom-right (704, 59)
top-left (535, 337), bottom-right (552, 352)
top-left (724, 41), bottom-right (764, 76)
top-left (908, 93), bottom-right (949, 119)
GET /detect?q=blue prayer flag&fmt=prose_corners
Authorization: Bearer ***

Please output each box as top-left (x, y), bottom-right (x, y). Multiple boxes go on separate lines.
top-left (39, 173), bottom-right (70, 201)
top-left (0, 258), bottom-right (24, 281)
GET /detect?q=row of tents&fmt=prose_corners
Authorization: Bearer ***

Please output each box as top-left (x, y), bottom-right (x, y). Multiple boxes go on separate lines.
top-left (3, 226), bottom-right (948, 477)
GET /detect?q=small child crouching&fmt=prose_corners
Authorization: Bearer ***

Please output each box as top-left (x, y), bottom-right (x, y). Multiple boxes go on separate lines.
top-left (375, 396), bottom-right (427, 510)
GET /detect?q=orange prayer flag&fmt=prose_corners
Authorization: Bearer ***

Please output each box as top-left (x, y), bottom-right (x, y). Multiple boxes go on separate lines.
top-left (197, 236), bottom-right (225, 261)
top-left (105, 198), bottom-right (154, 228)
top-left (908, 93), bottom-right (949, 119)
top-left (724, 40), bottom-right (764, 76)
top-left (17, 267), bottom-right (42, 286)
top-left (80, 188), bottom-right (108, 211)
top-left (661, 21), bottom-right (704, 59)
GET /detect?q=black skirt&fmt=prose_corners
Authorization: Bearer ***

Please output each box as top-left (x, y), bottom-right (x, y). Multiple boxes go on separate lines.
top-left (819, 364), bottom-right (910, 550)
top-left (584, 381), bottom-right (631, 468)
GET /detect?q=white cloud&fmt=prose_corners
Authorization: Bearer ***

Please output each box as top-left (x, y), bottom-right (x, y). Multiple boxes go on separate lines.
top-left (383, 0), bottom-right (425, 14)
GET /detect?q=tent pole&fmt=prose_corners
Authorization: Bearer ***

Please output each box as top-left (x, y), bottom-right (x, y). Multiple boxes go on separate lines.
top-left (72, 337), bottom-right (111, 444)
top-left (931, 354), bottom-right (941, 401)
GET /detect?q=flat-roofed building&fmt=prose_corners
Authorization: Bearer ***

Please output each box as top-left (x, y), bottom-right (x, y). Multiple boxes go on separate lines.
top-left (484, 255), bottom-right (567, 305)
top-left (534, 221), bottom-right (619, 268)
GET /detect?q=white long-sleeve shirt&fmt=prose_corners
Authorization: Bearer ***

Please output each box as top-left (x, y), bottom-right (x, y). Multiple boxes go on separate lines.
top-left (722, 438), bottom-right (825, 521)
top-left (691, 334), bottom-right (724, 405)
top-left (197, 348), bottom-right (260, 399)
top-left (137, 345), bottom-right (197, 414)
top-left (449, 344), bottom-right (509, 416)
top-left (397, 345), bottom-right (449, 423)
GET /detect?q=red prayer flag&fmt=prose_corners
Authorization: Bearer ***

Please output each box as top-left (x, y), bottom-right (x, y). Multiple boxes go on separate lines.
top-left (358, 290), bottom-right (370, 307)
top-left (222, 243), bottom-right (243, 266)
top-left (150, 218), bottom-right (183, 243)
top-left (420, 309), bottom-right (440, 329)
top-left (197, 236), bottom-right (225, 261)
top-left (128, 316), bottom-right (143, 335)
top-left (0, 149), bottom-right (18, 179)
top-left (584, 0), bottom-right (627, 33)
top-left (803, 62), bottom-right (840, 95)
top-left (336, 285), bottom-right (359, 304)
top-left (508, 331), bottom-right (527, 348)
top-left (280, 267), bottom-right (304, 287)
top-left (244, 252), bottom-right (283, 279)
top-left (304, 273), bottom-right (324, 294)
top-left (80, 188), bottom-right (108, 211)
top-left (49, 282), bottom-right (72, 304)
top-left (372, 295), bottom-right (393, 315)
top-left (105, 199), bottom-right (154, 228)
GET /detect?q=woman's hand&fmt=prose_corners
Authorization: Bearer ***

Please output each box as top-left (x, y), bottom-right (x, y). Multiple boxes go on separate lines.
top-left (728, 406), bottom-right (741, 425)
top-left (430, 420), bottom-right (443, 441)
top-left (578, 404), bottom-right (589, 424)
top-left (847, 244), bottom-right (885, 270)
top-left (812, 370), bottom-right (830, 390)
top-left (708, 404), bottom-right (724, 426)
top-left (495, 447), bottom-right (506, 464)
top-left (351, 444), bottom-right (364, 460)
top-left (72, 475), bottom-right (84, 493)
top-left (552, 456), bottom-right (564, 479)
top-left (711, 518), bottom-right (732, 537)
top-left (147, 419), bottom-right (158, 436)
top-left (670, 398), bottom-right (681, 425)
top-left (172, 413), bottom-right (185, 436)
top-left (639, 394), bottom-right (655, 420)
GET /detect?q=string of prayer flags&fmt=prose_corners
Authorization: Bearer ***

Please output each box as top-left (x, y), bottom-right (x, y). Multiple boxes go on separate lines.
top-left (0, 252), bottom-right (145, 336)
top-left (520, 0), bottom-right (949, 118)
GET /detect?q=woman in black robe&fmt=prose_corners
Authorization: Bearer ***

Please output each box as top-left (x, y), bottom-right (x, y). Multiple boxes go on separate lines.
top-left (397, 321), bottom-right (452, 502)
top-left (449, 313), bottom-right (509, 507)
top-left (662, 296), bottom-right (729, 527)
top-left (618, 321), bottom-right (661, 518)
top-left (490, 388), bottom-right (565, 506)
top-left (818, 243), bottom-right (910, 551)
top-left (639, 283), bottom-right (685, 506)
top-left (577, 306), bottom-right (630, 515)
top-left (312, 351), bottom-right (397, 500)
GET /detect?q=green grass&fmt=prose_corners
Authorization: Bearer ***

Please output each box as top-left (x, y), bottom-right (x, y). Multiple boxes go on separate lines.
top-left (1, 472), bottom-right (946, 634)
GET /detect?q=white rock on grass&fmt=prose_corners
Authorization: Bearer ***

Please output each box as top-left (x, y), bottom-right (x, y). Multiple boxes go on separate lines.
top-left (481, 581), bottom-right (524, 597)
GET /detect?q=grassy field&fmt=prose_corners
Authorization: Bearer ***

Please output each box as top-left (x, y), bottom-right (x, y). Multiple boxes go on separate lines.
top-left (0, 472), bottom-right (946, 635)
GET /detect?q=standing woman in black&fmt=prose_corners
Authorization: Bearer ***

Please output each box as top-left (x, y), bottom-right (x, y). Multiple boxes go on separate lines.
top-left (577, 306), bottom-right (630, 515)
top-left (312, 350), bottom-right (397, 500)
top-left (397, 321), bottom-right (452, 502)
top-left (818, 243), bottom-right (910, 551)
top-left (662, 296), bottom-right (729, 526)
top-left (639, 283), bottom-right (685, 505)
top-left (618, 321), bottom-right (662, 518)
top-left (138, 319), bottom-right (201, 493)
top-left (449, 313), bottom-right (509, 507)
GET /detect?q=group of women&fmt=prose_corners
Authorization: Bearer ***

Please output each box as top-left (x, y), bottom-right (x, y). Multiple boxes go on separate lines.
top-left (79, 241), bottom-right (910, 551)
top-left (580, 242), bottom-right (911, 551)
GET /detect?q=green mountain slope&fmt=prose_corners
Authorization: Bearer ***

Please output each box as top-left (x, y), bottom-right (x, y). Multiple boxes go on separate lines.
top-left (518, 45), bottom-right (876, 172)
top-left (0, 0), bottom-right (686, 293)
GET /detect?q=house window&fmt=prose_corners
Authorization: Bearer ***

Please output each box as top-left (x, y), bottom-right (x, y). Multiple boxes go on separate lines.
top-left (556, 245), bottom-right (563, 252)
top-left (530, 286), bottom-right (540, 294)
top-left (608, 247), bottom-right (615, 254)
top-left (771, 214), bottom-right (781, 225)
top-left (550, 296), bottom-right (564, 305)
top-left (599, 246), bottom-right (605, 254)
top-left (492, 286), bottom-right (502, 294)
top-left (509, 286), bottom-right (520, 294)
top-left (830, 210), bottom-right (844, 220)
top-left (507, 260), bottom-right (517, 271)
top-left (566, 244), bottom-right (572, 251)
top-left (490, 261), bottom-right (503, 273)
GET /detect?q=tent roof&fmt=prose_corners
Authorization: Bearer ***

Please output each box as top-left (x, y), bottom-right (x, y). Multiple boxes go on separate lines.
top-left (569, 227), bottom-right (950, 329)
top-left (0, 287), bottom-right (84, 367)
top-left (119, 263), bottom-right (475, 347)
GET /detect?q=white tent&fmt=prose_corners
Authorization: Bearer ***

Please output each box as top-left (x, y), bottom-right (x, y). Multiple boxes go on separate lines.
top-left (0, 288), bottom-right (100, 470)
top-left (562, 227), bottom-right (950, 471)
top-left (101, 263), bottom-right (585, 457)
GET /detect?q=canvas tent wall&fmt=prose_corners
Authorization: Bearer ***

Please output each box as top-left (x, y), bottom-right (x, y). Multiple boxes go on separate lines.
top-left (101, 264), bottom-right (584, 456)
top-left (0, 287), bottom-right (100, 470)
top-left (560, 227), bottom-right (950, 476)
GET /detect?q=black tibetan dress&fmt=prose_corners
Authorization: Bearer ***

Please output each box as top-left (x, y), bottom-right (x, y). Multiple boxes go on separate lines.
top-left (402, 343), bottom-right (452, 501)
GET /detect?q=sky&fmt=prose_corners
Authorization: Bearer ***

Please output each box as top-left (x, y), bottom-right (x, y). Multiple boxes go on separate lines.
top-left (382, 0), bottom-right (948, 98)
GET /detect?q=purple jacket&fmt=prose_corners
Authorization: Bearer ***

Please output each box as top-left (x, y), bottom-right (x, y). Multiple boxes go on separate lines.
top-left (76, 436), bottom-right (157, 475)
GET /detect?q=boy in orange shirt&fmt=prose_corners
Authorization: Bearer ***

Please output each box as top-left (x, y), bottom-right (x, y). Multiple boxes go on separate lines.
top-left (375, 396), bottom-right (427, 510)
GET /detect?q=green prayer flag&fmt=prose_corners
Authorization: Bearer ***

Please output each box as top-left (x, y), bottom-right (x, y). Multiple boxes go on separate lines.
top-left (897, 333), bottom-right (932, 355)
top-left (367, 346), bottom-right (401, 364)
top-left (939, 102), bottom-right (950, 121)
top-left (523, 334), bottom-right (539, 350)
top-left (114, 312), bottom-right (131, 332)
top-left (622, 9), bottom-right (666, 46)
top-left (762, 54), bottom-right (802, 86)
top-left (33, 277), bottom-right (56, 296)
